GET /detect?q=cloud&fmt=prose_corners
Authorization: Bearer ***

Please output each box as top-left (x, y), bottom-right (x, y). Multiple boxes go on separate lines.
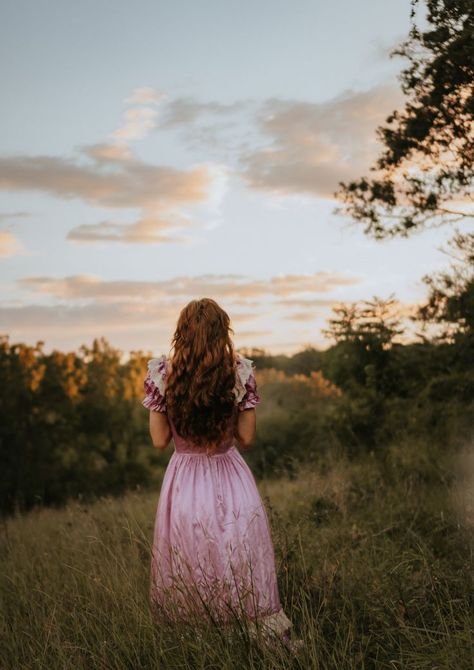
top-left (66, 213), bottom-right (193, 244)
top-left (111, 106), bottom-right (159, 142)
top-left (282, 311), bottom-right (320, 321)
top-left (150, 85), bottom-right (406, 201)
top-left (0, 231), bottom-right (24, 257)
top-left (0, 153), bottom-right (210, 208)
top-left (0, 211), bottom-right (31, 224)
top-left (79, 88), bottom-right (169, 169)
top-left (18, 271), bottom-right (360, 301)
top-left (0, 150), bottom-right (213, 244)
top-left (0, 84), bottom-right (408, 246)
top-left (235, 84), bottom-right (405, 199)
top-left (0, 298), bottom-right (277, 356)
top-left (110, 86), bottom-right (168, 146)
top-left (0, 299), bottom-right (257, 337)
top-left (0, 301), bottom-right (178, 333)
top-left (159, 97), bottom-right (251, 128)
top-left (227, 312), bottom-right (260, 323)
top-left (276, 297), bottom-right (336, 307)
top-left (236, 329), bottom-right (273, 340)
top-left (5, 270), bottom-right (423, 353)
top-left (0, 86), bottom-right (224, 245)
top-left (123, 87), bottom-right (168, 106)
top-left (82, 143), bottom-right (133, 163)
top-left (10, 270), bottom-right (359, 343)
top-left (153, 96), bottom-right (258, 156)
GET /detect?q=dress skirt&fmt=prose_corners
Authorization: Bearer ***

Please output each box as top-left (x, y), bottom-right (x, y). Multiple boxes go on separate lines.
top-left (149, 445), bottom-right (292, 637)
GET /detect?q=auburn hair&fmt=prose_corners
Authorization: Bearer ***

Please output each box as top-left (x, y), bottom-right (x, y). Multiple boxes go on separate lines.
top-left (165, 298), bottom-right (237, 454)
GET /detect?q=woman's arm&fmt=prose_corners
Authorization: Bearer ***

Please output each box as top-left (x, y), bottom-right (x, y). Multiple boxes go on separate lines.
top-left (148, 410), bottom-right (172, 450)
top-left (234, 408), bottom-right (256, 450)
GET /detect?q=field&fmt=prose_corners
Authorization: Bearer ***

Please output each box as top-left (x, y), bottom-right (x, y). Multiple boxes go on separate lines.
top-left (1, 437), bottom-right (473, 670)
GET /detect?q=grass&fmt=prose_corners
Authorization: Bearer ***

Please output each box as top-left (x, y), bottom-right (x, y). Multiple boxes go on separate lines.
top-left (1, 439), bottom-right (473, 669)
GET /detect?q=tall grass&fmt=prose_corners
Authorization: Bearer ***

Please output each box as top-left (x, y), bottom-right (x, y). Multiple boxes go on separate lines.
top-left (1, 438), bottom-right (473, 669)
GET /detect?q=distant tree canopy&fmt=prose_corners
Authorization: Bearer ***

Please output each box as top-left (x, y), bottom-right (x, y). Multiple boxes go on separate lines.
top-left (238, 346), bottom-right (324, 376)
top-left (335, 0), bottom-right (473, 239)
top-left (318, 296), bottom-right (408, 398)
top-left (2, 319), bottom-right (474, 514)
top-left (415, 229), bottom-right (474, 342)
top-left (321, 295), bottom-right (405, 350)
top-left (0, 336), bottom-right (158, 516)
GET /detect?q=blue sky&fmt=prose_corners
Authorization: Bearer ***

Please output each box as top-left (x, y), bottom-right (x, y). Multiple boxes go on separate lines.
top-left (0, 0), bottom-right (459, 355)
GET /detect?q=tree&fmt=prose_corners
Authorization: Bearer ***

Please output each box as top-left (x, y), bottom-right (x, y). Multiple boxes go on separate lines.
top-left (322, 295), bottom-right (405, 350)
top-left (320, 295), bottom-right (405, 392)
top-left (414, 228), bottom-right (474, 341)
top-left (335, 0), bottom-right (473, 239)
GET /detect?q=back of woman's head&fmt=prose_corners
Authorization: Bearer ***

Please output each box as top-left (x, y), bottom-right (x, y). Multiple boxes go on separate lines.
top-left (166, 298), bottom-right (237, 451)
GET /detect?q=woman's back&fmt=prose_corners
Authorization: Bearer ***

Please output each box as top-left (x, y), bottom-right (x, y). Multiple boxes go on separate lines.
top-left (171, 414), bottom-right (236, 454)
top-left (142, 351), bottom-right (259, 454)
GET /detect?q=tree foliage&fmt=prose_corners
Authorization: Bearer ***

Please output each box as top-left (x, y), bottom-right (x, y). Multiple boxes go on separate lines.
top-left (321, 295), bottom-right (405, 349)
top-left (335, 0), bottom-right (474, 238)
top-left (2, 323), bottom-right (474, 513)
top-left (0, 336), bottom-right (162, 516)
top-left (414, 228), bottom-right (474, 341)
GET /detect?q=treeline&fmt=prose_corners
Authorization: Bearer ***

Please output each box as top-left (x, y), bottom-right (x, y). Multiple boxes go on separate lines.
top-left (2, 284), bottom-right (473, 517)
top-left (0, 337), bottom-right (156, 517)
top-left (240, 294), bottom-right (474, 478)
top-left (2, 0), bottom-right (473, 517)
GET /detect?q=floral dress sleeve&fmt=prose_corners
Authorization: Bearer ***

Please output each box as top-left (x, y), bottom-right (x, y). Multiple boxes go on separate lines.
top-left (234, 354), bottom-right (261, 412)
top-left (142, 355), bottom-right (168, 413)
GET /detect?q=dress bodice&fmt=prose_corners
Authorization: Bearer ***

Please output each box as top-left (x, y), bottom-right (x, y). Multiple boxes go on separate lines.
top-left (168, 409), bottom-right (238, 455)
top-left (141, 352), bottom-right (260, 456)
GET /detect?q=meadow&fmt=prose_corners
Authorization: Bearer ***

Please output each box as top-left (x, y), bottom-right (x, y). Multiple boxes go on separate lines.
top-left (1, 432), bottom-right (473, 669)
top-left (2, 329), bottom-right (474, 669)
top-left (2, 0), bottom-right (473, 666)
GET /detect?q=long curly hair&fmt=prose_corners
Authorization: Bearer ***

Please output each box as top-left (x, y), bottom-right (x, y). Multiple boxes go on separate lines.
top-left (165, 298), bottom-right (237, 454)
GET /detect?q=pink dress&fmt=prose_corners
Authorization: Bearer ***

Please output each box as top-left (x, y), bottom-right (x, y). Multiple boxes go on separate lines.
top-left (141, 352), bottom-right (293, 639)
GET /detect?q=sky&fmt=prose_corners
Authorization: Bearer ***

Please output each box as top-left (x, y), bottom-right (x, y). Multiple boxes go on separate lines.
top-left (0, 0), bottom-right (461, 357)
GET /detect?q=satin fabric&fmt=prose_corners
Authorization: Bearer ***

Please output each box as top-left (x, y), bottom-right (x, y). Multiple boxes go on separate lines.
top-left (149, 414), bottom-right (283, 626)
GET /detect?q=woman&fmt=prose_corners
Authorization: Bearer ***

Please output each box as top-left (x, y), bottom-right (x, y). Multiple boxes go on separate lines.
top-left (142, 298), bottom-right (302, 652)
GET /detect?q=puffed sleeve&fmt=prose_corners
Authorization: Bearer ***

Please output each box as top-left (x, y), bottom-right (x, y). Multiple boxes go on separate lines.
top-left (234, 354), bottom-right (261, 412)
top-left (142, 355), bottom-right (168, 413)
top-left (238, 368), bottom-right (261, 411)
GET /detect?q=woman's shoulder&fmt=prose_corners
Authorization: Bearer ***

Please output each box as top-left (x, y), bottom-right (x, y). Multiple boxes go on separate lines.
top-left (146, 354), bottom-right (170, 392)
top-left (146, 353), bottom-right (254, 374)
top-left (234, 351), bottom-right (256, 374)
top-left (145, 352), bottom-right (255, 392)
